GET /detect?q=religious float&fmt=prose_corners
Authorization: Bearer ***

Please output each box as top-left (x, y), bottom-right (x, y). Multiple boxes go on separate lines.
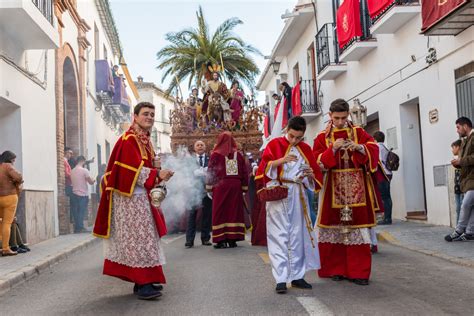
top-left (169, 66), bottom-right (264, 155)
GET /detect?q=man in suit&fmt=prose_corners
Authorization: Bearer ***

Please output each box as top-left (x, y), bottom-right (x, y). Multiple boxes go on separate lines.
top-left (446, 117), bottom-right (474, 242)
top-left (185, 140), bottom-right (213, 248)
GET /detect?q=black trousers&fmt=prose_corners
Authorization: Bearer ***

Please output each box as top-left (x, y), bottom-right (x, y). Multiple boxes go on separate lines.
top-left (186, 196), bottom-right (212, 243)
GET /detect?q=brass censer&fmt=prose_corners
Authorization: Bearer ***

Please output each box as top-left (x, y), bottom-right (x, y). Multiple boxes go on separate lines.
top-left (150, 184), bottom-right (167, 207)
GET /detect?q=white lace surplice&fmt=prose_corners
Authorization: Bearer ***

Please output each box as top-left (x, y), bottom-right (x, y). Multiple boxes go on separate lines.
top-left (105, 167), bottom-right (166, 268)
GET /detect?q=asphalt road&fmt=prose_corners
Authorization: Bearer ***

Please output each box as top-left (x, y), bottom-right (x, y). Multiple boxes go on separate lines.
top-left (0, 235), bottom-right (472, 315)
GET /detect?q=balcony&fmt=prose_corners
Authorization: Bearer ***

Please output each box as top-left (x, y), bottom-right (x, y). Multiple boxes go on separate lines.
top-left (95, 60), bottom-right (131, 133)
top-left (421, 0), bottom-right (474, 36)
top-left (299, 79), bottom-right (322, 120)
top-left (0, 0), bottom-right (58, 49)
top-left (339, 0), bottom-right (378, 63)
top-left (370, 0), bottom-right (421, 35)
top-left (316, 23), bottom-right (348, 81)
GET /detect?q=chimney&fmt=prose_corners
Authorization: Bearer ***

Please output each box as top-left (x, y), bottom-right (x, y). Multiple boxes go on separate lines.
top-left (137, 76), bottom-right (143, 83)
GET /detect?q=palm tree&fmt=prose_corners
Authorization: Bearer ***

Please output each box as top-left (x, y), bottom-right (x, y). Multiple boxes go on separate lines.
top-left (157, 6), bottom-right (261, 95)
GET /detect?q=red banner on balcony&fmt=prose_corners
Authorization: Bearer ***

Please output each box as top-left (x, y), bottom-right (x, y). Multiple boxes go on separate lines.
top-left (336, 0), bottom-right (363, 49)
top-left (367, 0), bottom-right (394, 18)
top-left (421, 0), bottom-right (468, 33)
top-left (292, 81), bottom-right (302, 116)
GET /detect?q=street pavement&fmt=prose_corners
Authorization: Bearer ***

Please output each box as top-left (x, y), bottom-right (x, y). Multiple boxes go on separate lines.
top-left (376, 220), bottom-right (474, 267)
top-left (0, 234), bottom-right (473, 315)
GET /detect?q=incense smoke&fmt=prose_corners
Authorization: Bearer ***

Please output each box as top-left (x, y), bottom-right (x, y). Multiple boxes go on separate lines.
top-left (160, 146), bottom-right (206, 229)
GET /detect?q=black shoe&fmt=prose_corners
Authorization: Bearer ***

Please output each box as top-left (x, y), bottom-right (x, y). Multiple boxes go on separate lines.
top-left (227, 241), bottom-right (237, 248)
top-left (351, 278), bottom-right (369, 286)
top-left (134, 283), bottom-right (163, 294)
top-left (453, 233), bottom-right (474, 242)
top-left (19, 244), bottom-right (31, 252)
top-left (291, 279), bottom-right (312, 289)
top-left (10, 246), bottom-right (19, 252)
top-left (15, 247), bottom-right (28, 254)
top-left (201, 240), bottom-right (212, 246)
top-left (136, 284), bottom-right (162, 300)
top-left (331, 275), bottom-right (345, 281)
top-left (213, 241), bottom-right (227, 249)
top-left (275, 283), bottom-right (287, 294)
top-left (377, 220), bottom-right (392, 225)
top-left (445, 230), bottom-right (462, 242)
top-left (371, 245), bottom-right (378, 254)
top-left (185, 242), bottom-right (194, 248)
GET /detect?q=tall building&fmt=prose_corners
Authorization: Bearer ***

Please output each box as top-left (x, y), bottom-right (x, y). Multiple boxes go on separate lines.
top-left (0, 0), bottom-right (138, 243)
top-left (257, 0), bottom-right (474, 227)
top-left (135, 77), bottom-right (175, 153)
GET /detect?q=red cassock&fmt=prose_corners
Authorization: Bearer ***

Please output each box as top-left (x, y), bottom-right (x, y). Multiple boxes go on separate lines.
top-left (313, 125), bottom-right (379, 280)
top-left (206, 151), bottom-right (249, 243)
top-left (93, 130), bottom-right (167, 284)
top-left (250, 180), bottom-right (267, 246)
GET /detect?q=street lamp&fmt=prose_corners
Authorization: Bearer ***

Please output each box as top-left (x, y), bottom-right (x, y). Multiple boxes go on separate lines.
top-left (271, 61), bottom-right (281, 74)
top-left (350, 99), bottom-right (367, 127)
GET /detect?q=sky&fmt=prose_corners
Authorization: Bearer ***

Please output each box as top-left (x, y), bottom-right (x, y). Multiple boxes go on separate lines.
top-left (109, 0), bottom-right (295, 101)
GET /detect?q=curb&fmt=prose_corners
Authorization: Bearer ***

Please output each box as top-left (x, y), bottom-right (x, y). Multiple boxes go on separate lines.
top-left (377, 231), bottom-right (474, 269)
top-left (0, 237), bottom-right (100, 296)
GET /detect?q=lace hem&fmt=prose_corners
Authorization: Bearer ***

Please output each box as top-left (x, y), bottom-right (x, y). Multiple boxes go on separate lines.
top-left (317, 227), bottom-right (371, 245)
top-left (137, 166), bottom-right (152, 187)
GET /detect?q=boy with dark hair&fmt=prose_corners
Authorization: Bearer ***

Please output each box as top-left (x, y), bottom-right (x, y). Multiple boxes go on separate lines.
top-left (313, 98), bottom-right (380, 286)
top-left (446, 117), bottom-right (474, 241)
top-left (256, 116), bottom-right (323, 294)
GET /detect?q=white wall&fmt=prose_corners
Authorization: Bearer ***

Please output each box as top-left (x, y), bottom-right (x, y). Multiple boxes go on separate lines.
top-left (137, 87), bottom-right (174, 153)
top-left (312, 4), bottom-right (474, 225)
top-left (258, 0), bottom-right (474, 226)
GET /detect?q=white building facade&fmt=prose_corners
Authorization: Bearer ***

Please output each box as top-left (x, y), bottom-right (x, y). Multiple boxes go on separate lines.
top-left (0, 0), bottom-right (138, 242)
top-left (257, 0), bottom-right (474, 227)
top-left (0, 0), bottom-right (59, 244)
top-left (135, 77), bottom-right (174, 153)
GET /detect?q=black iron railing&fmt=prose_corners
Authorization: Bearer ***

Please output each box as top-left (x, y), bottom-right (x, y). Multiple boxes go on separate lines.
top-left (300, 79), bottom-right (321, 114)
top-left (316, 23), bottom-right (340, 73)
top-left (32, 0), bottom-right (54, 25)
top-left (371, 0), bottom-right (420, 24)
top-left (340, 0), bottom-right (373, 53)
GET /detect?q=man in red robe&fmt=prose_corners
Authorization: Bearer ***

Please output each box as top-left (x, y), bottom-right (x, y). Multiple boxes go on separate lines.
top-left (313, 98), bottom-right (379, 286)
top-left (256, 116), bottom-right (323, 294)
top-left (206, 132), bottom-right (249, 249)
top-left (93, 102), bottom-right (174, 300)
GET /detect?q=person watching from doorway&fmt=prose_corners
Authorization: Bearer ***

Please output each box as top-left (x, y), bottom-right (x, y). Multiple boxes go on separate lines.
top-left (71, 155), bottom-right (95, 233)
top-left (0, 150), bottom-right (23, 256)
top-left (64, 147), bottom-right (74, 197)
top-left (446, 117), bottom-right (474, 242)
top-left (373, 131), bottom-right (393, 225)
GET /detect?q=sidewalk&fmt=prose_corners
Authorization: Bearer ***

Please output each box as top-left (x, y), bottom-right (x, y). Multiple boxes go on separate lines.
top-left (376, 220), bottom-right (474, 268)
top-left (0, 233), bottom-right (99, 296)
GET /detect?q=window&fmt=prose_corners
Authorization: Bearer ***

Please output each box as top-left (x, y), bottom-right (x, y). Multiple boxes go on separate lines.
top-left (151, 127), bottom-right (158, 148)
top-left (293, 63), bottom-right (300, 86)
top-left (103, 44), bottom-right (108, 62)
top-left (94, 23), bottom-right (99, 61)
top-left (97, 144), bottom-right (102, 168)
top-left (105, 141), bottom-right (111, 161)
top-left (455, 62), bottom-right (474, 122)
top-left (161, 104), bottom-right (166, 122)
top-left (307, 44), bottom-right (316, 81)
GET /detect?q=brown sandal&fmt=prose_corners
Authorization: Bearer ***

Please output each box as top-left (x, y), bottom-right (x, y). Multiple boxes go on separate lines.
top-left (2, 249), bottom-right (18, 256)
